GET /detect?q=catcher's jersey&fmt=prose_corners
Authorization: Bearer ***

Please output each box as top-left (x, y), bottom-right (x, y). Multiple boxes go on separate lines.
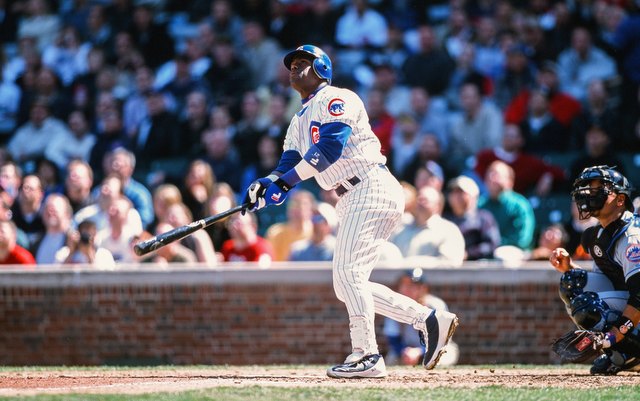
top-left (283, 85), bottom-right (386, 190)
top-left (590, 212), bottom-right (640, 285)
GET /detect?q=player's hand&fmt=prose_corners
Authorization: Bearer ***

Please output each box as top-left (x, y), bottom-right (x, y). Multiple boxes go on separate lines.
top-left (263, 178), bottom-right (290, 207)
top-left (549, 248), bottom-right (571, 273)
top-left (579, 330), bottom-right (616, 350)
top-left (242, 177), bottom-right (272, 214)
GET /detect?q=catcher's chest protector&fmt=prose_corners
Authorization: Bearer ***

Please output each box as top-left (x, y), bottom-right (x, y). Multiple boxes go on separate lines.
top-left (583, 219), bottom-right (629, 290)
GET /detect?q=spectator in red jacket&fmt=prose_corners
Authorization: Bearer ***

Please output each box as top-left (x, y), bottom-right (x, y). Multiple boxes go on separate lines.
top-left (220, 212), bottom-right (274, 264)
top-left (366, 88), bottom-right (395, 157)
top-left (503, 61), bottom-right (581, 128)
top-left (474, 123), bottom-right (566, 196)
top-left (0, 220), bottom-right (35, 265)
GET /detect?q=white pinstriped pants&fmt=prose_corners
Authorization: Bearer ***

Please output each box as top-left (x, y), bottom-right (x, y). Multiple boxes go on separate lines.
top-left (333, 166), bottom-right (432, 354)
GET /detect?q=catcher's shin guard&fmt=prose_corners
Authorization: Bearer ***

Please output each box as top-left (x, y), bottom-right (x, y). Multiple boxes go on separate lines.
top-left (570, 292), bottom-right (614, 331)
top-left (559, 268), bottom-right (588, 306)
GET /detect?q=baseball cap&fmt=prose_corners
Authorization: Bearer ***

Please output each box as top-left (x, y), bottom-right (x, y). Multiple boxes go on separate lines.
top-left (405, 267), bottom-right (428, 284)
top-left (448, 175), bottom-right (480, 197)
top-left (314, 202), bottom-right (337, 229)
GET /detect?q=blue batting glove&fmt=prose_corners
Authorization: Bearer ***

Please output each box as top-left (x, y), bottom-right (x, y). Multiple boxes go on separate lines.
top-left (242, 177), bottom-right (273, 214)
top-left (263, 178), bottom-right (291, 207)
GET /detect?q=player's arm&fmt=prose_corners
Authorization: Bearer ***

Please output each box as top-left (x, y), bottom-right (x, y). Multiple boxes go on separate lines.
top-left (605, 273), bottom-right (640, 345)
top-left (243, 122), bottom-right (352, 211)
top-left (263, 122), bottom-right (352, 201)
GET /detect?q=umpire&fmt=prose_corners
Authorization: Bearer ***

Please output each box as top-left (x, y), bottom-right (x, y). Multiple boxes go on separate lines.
top-left (550, 165), bottom-right (640, 374)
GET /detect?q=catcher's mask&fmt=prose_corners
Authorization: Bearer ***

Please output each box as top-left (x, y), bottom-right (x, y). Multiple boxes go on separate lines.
top-left (570, 165), bottom-right (633, 219)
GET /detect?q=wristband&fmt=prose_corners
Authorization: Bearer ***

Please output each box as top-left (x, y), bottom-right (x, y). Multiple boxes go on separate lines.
top-left (614, 315), bottom-right (635, 336)
top-left (602, 332), bottom-right (616, 348)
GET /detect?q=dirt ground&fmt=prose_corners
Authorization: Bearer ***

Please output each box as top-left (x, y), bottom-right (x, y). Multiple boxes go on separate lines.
top-left (1, 366), bottom-right (640, 396)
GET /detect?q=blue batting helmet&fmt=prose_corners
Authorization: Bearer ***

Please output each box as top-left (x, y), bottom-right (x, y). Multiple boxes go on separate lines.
top-left (283, 44), bottom-right (332, 84)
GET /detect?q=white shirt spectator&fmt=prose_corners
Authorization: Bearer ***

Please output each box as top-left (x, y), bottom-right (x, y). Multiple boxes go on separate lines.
top-left (18, 14), bottom-right (61, 51)
top-left (42, 41), bottom-right (91, 87)
top-left (96, 226), bottom-right (139, 263)
top-left (54, 245), bottom-right (116, 269)
top-left (8, 117), bottom-right (71, 164)
top-left (73, 203), bottom-right (143, 233)
top-left (391, 214), bottom-right (465, 267)
top-left (335, 5), bottom-right (388, 48)
top-left (44, 130), bottom-right (96, 171)
top-left (557, 46), bottom-right (617, 103)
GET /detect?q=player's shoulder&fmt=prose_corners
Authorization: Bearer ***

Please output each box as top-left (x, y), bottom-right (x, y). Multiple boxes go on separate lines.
top-left (625, 213), bottom-right (640, 239)
top-left (316, 85), bottom-right (360, 103)
top-left (315, 85), bottom-right (363, 117)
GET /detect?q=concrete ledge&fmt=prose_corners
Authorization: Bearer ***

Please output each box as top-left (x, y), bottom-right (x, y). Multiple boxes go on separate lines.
top-left (0, 261), bottom-right (560, 287)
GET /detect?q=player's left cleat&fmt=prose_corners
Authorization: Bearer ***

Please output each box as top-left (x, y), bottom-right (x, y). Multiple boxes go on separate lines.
top-left (326, 353), bottom-right (387, 378)
top-left (419, 310), bottom-right (459, 370)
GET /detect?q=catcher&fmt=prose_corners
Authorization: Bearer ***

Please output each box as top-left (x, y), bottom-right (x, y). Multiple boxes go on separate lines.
top-left (549, 165), bottom-right (640, 374)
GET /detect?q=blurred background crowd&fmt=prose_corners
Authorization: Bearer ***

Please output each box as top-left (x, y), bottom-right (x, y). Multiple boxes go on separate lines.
top-left (0, 0), bottom-right (639, 267)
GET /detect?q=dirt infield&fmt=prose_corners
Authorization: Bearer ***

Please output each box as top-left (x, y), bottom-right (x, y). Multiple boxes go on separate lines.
top-left (1, 366), bottom-right (640, 396)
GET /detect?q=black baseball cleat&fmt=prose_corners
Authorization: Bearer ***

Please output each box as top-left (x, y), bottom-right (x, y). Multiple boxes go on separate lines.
top-left (326, 353), bottom-right (387, 378)
top-left (419, 310), bottom-right (459, 370)
top-left (590, 351), bottom-right (640, 375)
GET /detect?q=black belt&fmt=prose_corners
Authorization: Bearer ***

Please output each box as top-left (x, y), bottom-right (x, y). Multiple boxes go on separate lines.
top-left (336, 176), bottom-right (361, 197)
top-left (335, 164), bottom-right (387, 197)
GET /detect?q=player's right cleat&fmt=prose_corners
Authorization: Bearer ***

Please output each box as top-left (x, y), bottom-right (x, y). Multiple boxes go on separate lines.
top-left (326, 353), bottom-right (387, 378)
top-left (419, 310), bottom-right (459, 370)
top-left (590, 351), bottom-right (640, 375)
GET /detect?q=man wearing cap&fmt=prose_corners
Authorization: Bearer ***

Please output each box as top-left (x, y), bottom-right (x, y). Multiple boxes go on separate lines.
top-left (444, 175), bottom-right (501, 261)
top-left (289, 202), bottom-right (337, 262)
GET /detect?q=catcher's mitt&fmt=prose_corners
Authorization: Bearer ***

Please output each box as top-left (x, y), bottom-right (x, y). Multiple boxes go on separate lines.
top-left (551, 330), bottom-right (602, 363)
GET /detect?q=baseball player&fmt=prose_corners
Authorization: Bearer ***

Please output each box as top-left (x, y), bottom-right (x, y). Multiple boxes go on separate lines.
top-left (242, 45), bottom-right (458, 378)
top-left (550, 165), bottom-right (640, 374)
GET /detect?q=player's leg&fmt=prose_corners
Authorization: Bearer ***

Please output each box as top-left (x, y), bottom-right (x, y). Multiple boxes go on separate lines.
top-left (328, 174), bottom-right (403, 378)
top-left (328, 171), bottom-right (457, 376)
top-left (558, 269), bottom-right (640, 374)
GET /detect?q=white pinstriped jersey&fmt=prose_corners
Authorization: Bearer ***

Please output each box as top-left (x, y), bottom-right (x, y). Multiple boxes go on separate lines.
top-left (283, 85), bottom-right (386, 190)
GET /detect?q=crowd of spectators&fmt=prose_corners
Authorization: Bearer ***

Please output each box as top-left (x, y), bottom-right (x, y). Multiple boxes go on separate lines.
top-left (0, 0), bottom-right (639, 267)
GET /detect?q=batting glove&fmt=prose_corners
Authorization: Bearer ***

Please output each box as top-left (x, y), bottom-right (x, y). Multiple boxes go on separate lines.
top-left (263, 178), bottom-right (291, 207)
top-left (242, 177), bottom-right (273, 214)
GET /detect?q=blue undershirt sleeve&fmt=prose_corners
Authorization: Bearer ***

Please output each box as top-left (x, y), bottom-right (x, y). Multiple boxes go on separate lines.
top-left (274, 149), bottom-right (302, 174)
top-left (302, 122), bottom-right (351, 172)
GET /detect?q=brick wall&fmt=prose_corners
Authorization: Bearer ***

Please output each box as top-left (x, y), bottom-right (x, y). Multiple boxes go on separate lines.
top-left (0, 263), bottom-right (572, 366)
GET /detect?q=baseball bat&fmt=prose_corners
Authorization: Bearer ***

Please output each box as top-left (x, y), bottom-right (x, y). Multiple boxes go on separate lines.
top-left (133, 203), bottom-right (248, 256)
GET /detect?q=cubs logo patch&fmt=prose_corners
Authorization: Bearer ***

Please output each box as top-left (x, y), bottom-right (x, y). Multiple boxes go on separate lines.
top-left (311, 126), bottom-right (320, 144)
top-left (328, 98), bottom-right (345, 116)
top-left (593, 245), bottom-right (603, 257)
top-left (626, 244), bottom-right (640, 262)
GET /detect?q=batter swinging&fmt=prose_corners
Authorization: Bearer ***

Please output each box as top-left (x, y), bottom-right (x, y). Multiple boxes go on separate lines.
top-left (242, 45), bottom-right (458, 378)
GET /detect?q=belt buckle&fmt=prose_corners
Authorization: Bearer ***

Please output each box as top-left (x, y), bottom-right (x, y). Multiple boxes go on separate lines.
top-left (336, 176), bottom-right (360, 197)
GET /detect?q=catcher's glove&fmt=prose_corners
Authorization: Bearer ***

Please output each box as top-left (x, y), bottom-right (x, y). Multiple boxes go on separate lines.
top-left (551, 330), bottom-right (602, 363)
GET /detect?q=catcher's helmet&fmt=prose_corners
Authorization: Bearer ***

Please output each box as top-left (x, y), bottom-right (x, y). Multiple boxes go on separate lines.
top-left (571, 165), bottom-right (634, 219)
top-left (283, 44), bottom-right (332, 84)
